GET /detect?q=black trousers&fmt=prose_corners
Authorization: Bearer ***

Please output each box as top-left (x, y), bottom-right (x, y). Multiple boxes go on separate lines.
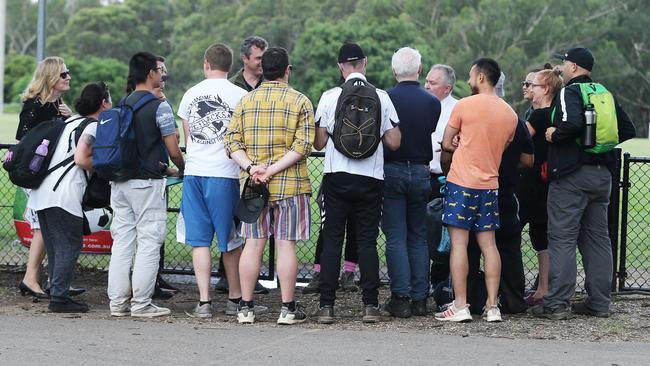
top-left (38, 207), bottom-right (83, 303)
top-left (314, 218), bottom-right (358, 265)
top-left (319, 172), bottom-right (382, 307)
top-left (467, 188), bottom-right (527, 314)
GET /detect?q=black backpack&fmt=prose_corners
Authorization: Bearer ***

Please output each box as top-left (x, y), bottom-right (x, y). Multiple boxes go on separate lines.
top-left (4, 116), bottom-right (91, 190)
top-left (332, 78), bottom-right (382, 159)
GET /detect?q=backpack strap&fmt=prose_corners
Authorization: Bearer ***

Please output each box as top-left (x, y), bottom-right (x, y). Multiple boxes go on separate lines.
top-left (130, 92), bottom-right (159, 112)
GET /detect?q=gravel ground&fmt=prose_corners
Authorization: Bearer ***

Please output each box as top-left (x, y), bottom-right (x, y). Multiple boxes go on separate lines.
top-left (2, 266), bottom-right (649, 343)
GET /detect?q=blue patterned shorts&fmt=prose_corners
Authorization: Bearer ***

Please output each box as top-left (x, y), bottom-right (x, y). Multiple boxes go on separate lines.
top-left (442, 181), bottom-right (500, 231)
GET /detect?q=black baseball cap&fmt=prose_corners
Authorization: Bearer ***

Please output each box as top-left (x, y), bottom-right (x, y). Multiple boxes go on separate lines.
top-left (236, 178), bottom-right (270, 223)
top-left (338, 43), bottom-right (366, 63)
top-left (554, 47), bottom-right (594, 71)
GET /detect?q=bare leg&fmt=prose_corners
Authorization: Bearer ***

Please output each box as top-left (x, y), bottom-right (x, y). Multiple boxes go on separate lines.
top-left (475, 230), bottom-right (501, 307)
top-left (239, 238), bottom-right (266, 302)
top-left (448, 226), bottom-right (469, 307)
top-left (191, 247), bottom-right (212, 302)
top-left (22, 230), bottom-right (45, 292)
top-left (223, 247), bottom-right (242, 299)
top-left (533, 250), bottom-right (549, 299)
top-left (276, 239), bottom-right (297, 303)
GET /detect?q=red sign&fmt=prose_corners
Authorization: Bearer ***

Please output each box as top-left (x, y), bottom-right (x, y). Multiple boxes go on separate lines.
top-left (15, 220), bottom-right (113, 254)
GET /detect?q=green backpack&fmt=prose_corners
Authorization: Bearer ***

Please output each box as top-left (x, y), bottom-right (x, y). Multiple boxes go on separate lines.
top-left (552, 82), bottom-right (618, 154)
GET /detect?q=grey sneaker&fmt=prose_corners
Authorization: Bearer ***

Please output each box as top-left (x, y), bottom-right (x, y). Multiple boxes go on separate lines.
top-left (110, 306), bottom-right (130, 317)
top-left (277, 305), bottom-right (307, 325)
top-left (225, 300), bottom-right (268, 316)
top-left (186, 302), bottom-right (212, 318)
top-left (237, 305), bottom-right (255, 324)
top-left (315, 305), bottom-right (335, 324)
top-left (530, 304), bottom-right (573, 320)
top-left (362, 305), bottom-right (382, 323)
top-left (339, 271), bottom-right (358, 292)
top-left (130, 304), bottom-right (171, 318)
top-left (302, 272), bottom-right (320, 294)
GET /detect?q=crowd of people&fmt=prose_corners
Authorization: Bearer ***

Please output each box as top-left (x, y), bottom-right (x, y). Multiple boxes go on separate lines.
top-left (13, 35), bottom-right (636, 324)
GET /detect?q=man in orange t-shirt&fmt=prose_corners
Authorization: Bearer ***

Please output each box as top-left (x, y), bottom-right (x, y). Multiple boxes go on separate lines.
top-left (434, 58), bottom-right (517, 323)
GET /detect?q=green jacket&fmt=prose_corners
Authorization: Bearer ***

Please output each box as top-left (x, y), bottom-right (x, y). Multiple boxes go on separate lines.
top-left (229, 69), bottom-right (263, 92)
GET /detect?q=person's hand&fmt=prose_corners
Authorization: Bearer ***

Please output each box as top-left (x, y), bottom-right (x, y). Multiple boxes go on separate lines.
top-left (545, 127), bottom-right (556, 143)
top-left (166, 167), bottom-right (181, 177)
top-left (249, 165), bottom-right (268, 183)
top-left (58, 102), bottom-right (72, 117)
top-left (452, 134), bottom-right (460, 148)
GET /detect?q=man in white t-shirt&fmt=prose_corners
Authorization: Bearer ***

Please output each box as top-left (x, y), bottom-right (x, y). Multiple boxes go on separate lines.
top-left (177, 43), bottom-right (259, 318)
top-left (313, 43), bottom-right (401, 324)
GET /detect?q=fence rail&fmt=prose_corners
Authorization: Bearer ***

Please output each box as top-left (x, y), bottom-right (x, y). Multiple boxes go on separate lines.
top-left (0, 146), bottom-right (647, 293)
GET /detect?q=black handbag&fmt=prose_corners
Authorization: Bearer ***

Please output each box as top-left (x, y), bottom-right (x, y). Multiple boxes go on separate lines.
top-left (82, 172), bottom-right (111, 210)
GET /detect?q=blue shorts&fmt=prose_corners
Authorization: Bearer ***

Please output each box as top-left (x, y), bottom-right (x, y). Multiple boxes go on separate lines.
top-left (442, 181), bottom-right (500, 231)
top-left (180, 176), bottom-right (242, 252)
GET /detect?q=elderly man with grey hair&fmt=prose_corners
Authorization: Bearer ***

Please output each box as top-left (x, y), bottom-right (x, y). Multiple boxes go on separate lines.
top-left (229, 36), bottom-right (268, 91)
top-left (382, 47), bottom-right (441, 318)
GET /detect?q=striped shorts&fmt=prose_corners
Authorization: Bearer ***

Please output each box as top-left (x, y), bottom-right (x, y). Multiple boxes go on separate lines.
top-left (241, 193), bottom-right (311, 241)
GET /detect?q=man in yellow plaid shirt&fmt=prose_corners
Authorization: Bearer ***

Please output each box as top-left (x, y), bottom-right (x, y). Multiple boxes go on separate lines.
top-left (224, 47), bottom-right (315, 325)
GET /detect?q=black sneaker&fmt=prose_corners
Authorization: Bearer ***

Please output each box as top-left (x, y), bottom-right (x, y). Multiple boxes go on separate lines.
top-left (530, 304), bottom-right (573, 320)
top-left (315, 305), bottom-right (335, 324)
top-left (214, 277), bottom-right (229, 294)
top-left (152, 286), bottom-right (174, 300)
top-left (254, 281), bottom-right (270, 295)
top-left (362, 305), bottom-right (382, 323)
top-left (571, 301), bottom-right (610, 318)
top-left (302, 272), bottom-right (320, 295)
top-left (383, 293), bottom-right (412, 318)
top-left (49, 299), bottom-right (89, 313)
top-left (338, 271), bottom-right (359, 292)
top-left (411, 298), bottom-right (428, 316)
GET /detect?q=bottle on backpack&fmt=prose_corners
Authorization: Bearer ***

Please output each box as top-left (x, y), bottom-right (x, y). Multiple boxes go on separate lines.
top-left (29, 139), bottom-right (50, 174)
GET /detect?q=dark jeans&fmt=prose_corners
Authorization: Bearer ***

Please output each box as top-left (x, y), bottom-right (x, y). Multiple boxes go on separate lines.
top-left (545, 165), bottom-right (612, 312)
top-left (38, 207), bottom-right (83, 303)
top-left (314, 218), bottom-right (358, 265)
top-left (382, 162), bottom-right (430, 300)
top-left (319, 172), bottom-right (383, 307)
top-left (467, 188), bottom-right (527, 314)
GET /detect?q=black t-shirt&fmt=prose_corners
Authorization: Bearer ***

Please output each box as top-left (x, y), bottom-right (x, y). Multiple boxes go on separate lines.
top-left (16, 98), bottom-right (63, 140)
top-left (499, 118), bottom-right (534, 189)
top-left (527, 107), bottom-right (551, 170)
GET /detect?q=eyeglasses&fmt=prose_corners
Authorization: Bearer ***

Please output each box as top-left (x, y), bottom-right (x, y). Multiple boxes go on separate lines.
top-left (521, 81), bottom-right (533, 88)
top-left (154, 67), bottom-right (167, 74)
top-left (60, 71), bottom-right (71, 79)
top-left (530, 83), bottom-right (545, 88)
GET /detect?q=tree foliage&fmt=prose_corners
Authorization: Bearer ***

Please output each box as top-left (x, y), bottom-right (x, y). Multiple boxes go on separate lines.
top-left (4, 0), bottom-right (649, 133)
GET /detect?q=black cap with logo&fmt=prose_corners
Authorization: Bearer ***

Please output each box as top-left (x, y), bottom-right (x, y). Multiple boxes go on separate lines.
top-left (338, 43), bottom-right (366, 63)
top-left (554, 47), bottom-right (594, 72)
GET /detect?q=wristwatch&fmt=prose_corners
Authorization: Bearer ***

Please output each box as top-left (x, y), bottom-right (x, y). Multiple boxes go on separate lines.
top-left (246, 163), bottom-right (255, 174)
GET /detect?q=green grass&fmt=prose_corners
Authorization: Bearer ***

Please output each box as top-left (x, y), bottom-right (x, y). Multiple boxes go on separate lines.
top-left (0, 113), bottom-right (19, 144)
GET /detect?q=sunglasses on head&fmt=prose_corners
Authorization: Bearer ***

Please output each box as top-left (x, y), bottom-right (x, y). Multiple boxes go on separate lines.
top-left (60, 71), bottom-right (71, 79)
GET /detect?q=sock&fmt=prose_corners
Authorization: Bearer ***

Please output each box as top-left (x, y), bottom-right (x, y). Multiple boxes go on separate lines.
top-left (199, 300), bottom-right (212, 306)
top-left (344, 261), bottom-right (357, 273)
top-left (313, 264), bottom-right (321, 273)
top-left (229, 297), bottom-right (242, 304)
top-left (282, 301), bottom-right (296, 312)
top-left (240, 300), bottom-right (254, 309)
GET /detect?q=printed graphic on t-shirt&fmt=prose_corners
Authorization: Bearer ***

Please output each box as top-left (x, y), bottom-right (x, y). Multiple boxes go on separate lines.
top-left (187, 95), bottom-right (233, 145)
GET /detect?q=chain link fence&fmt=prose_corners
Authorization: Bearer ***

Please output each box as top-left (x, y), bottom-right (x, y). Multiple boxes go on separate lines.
top-left (1, 145), bottom-right (647, 293)
top-left (619, 153), bottom-right (650, 291)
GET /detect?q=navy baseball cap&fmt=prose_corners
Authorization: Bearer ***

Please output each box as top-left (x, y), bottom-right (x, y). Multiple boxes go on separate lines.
top-left (236, 178), bottom-right (269, 223)
top-left (338, 43), bottom-right (366, 63)
top-left (554, 47), bottom-right (594, 71)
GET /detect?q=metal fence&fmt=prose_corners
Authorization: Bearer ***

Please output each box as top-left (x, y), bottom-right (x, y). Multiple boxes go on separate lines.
top-left (0, 145), bottom-right (647, 292)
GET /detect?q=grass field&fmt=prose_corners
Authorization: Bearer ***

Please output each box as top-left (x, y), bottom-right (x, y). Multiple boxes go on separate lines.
top-left (0, 112), bottom-right (648, 287)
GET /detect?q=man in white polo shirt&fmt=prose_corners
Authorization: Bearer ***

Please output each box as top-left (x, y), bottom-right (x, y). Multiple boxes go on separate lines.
top-left (313, 43), bottom-right (401, 324)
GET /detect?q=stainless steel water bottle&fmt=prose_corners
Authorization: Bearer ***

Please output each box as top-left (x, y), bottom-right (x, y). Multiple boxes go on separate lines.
top-left (582, 104), bottom-right (596, 148)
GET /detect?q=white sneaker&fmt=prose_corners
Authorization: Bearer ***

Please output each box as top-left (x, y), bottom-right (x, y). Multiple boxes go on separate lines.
top-left (237, 305), bottom-right (255, 324)
top-left (110, 307), bottom-right (130, 317)
top-left (434, 301), bottom-right (472, 322)
top-left (482, 305), bottom-right (502, 322)
top-left (130, 304), bottom-right (171, 318)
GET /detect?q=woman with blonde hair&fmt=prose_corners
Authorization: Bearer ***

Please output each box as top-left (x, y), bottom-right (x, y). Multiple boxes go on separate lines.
top-left (16, 56), bottom-right (75, 299)
top-left (519, 67), bottom-right (564, 306)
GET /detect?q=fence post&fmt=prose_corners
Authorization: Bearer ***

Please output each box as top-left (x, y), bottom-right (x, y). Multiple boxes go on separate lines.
top-left (618, 152), bottom-right (630, 291)
top-left (608, 148), bottom-right (621, 292)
